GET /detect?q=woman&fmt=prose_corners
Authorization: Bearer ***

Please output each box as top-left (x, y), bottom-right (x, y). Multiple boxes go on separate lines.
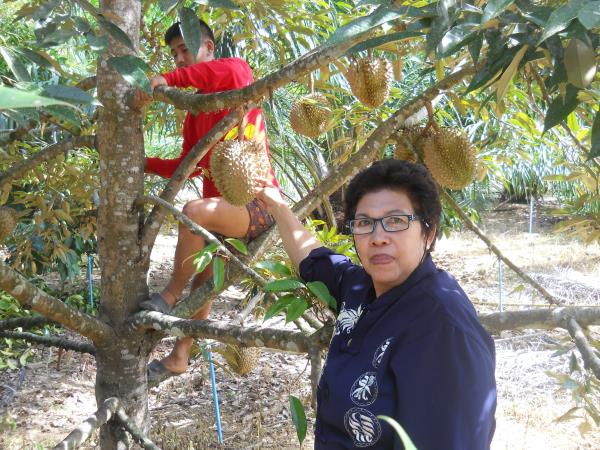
top-left (255, 159), bottom-right (496, 449)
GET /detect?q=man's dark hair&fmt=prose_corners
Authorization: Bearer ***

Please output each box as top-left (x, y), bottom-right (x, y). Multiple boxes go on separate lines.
top-left (164, 19), bottom-right (215, 46)
top-left (344, 159), bottom-right (442, 251)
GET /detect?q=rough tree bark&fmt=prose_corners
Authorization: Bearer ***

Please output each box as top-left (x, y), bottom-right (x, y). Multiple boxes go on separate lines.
top-left (93, 0), bottom-right (151, 447)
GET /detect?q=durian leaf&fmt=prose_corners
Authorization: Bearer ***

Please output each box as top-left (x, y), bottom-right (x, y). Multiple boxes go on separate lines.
top-left (377, 416), bottom-right (418, 450)
top-left (194, 251), bottom-right (213, 273)
top-left (481, 0), bottom-right (515, 24)
top-left (495, 44), bottom-right (529, 105)
top-left (0, 86), bottom-right (72, 110)
top-left (306, 281), bottom-right (336, 311)
top-left (263, 294), bottom-right (297, 321)
top-left (577, 1), bottom-right (600, 29)
top-left (262, 278), bottom-right (305, 292)
top-left (41, 84), bottom-right (96, 105)
top-left (563, 39), bottom-right (596, 89)
top-left (254, 260), bottom-right (292, 276)
top-left (212, 256), bottom-right (225, 291)
top-left (178, 7), bottom-right (202, 61)
top-left (159, 0), bottom-right (180, 12)
top-left (285, 297), bottom-right (309, 323)
top-left (543, 84), bottom-right (580, 133)
top-left (107, 55), bottom-right (151, 94)
top-left (590, 110), bottom-right (600, 159)
top-left (325, 4), bottom-right (424, 47)
top-left (289, 395), bottom-right (307, 444)
top-left (224, 238), bottom-right (248, 255)
top-left (97, 16), bottom-right (134, 50)
top-left (537, 0), bottom-right (587, 45)
top-left (0, 46), bottom-right (31, 82)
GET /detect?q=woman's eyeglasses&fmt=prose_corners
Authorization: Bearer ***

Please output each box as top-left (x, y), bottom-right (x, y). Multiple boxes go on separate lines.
top-left (347, 215), bottom-right (424, 235)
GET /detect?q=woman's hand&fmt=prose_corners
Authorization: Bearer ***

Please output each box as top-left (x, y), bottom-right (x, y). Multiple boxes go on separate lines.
top-left (254, 177), bottom-right (287, 215)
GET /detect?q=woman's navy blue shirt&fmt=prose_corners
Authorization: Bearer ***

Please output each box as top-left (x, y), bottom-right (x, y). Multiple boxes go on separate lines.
top-left (299, 247), bottom-right (496, 449)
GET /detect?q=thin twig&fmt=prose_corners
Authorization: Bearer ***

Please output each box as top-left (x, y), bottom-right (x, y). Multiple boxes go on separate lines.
top-left (0, 331), bottom-right (95, 355)
top-left (565, 317), bottom-right (600, 380)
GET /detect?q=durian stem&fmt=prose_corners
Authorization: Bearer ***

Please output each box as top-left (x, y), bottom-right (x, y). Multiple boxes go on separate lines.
top-left (440, 190), bottom-right (563, 306)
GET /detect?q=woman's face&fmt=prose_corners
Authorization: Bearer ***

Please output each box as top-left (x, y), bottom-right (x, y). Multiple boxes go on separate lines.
top-left (353, 188), bottom-right (433, 297)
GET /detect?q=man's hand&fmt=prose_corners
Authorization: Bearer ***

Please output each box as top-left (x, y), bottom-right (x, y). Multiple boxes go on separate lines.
top-left (130, 76), bottom-right (168, 109)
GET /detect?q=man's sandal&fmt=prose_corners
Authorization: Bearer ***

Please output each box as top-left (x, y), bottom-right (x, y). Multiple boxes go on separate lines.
top-left (147, 359), bottom-right (181, 387)
top-left (139, 292), bottom-right (172, 314)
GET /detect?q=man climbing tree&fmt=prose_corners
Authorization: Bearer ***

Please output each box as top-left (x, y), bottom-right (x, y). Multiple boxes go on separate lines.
top-left (135, 18), bottom-right (279, 386)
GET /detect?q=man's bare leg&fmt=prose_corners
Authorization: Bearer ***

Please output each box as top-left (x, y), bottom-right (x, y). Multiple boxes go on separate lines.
top-left (157, 197), bottom-right (249, 374)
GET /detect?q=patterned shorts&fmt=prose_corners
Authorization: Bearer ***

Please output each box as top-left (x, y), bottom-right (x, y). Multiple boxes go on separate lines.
top-left (214, 199), bottom-right (275, 250)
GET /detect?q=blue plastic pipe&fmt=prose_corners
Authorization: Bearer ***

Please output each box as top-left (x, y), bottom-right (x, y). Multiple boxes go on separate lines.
top-left (87, 254), bottom-right (94, 307)
top-left (208, 350), bottom-right (224, 443)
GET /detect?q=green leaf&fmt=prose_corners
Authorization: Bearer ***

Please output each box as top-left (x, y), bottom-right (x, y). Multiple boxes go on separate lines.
top-left (254, 260), bottom-right (292, 276)
top-left (159, 0), bottom-right (180, 12)
top-left (98, 16), bottom-right (134, 50)
top-left (32, 0), bottom-right (61, 21)
top-left (437, 23), bottom-right (479, 57)
top-left (263, 295), bottom-right (297, 321)
top-left (0, 47), bottom-right (31, 82)
top-left (178, 7), bottom-right (202, 61)
top-left (537, 0), bottom-right (588, 45)
top-left (85, 31), bottom-right (109, 51)
top-left (326, 4), bottom-right (422, 47)
top-left (285, 297), bottom-right (309, 323)
top-left (262, 279), bottom-right (305, 292)
top-left (564, 39), bottom-right (597, 89)
top-left (42, 85), bottom-right (95, 105)
top-left (577, 2), bottom-right (600, 29)
top-left (590, 109), bottom-right (600, 159)
top-left (107, 55), bottom-right (151, 94)
top-left (468, 33), bottom-right (483, 64)
top-left (569, 351), bottom-right (580, 373)
top-left (495, 44), bottom-right (529, 104)
top-left (16, 48), bottom-right (51, 70)
top-left (289, 395), bottom-right (307, 444)
top-left (543, 84), bottom-right (580, 133)
top-left (224, 238), bottom-right (248, 255)
top-left (203, 242), bottom-right (221, 254)
top-left (197, 0), bottom-right (241, 8)
top-left (194, 250), bottom-right (213, 273)
top-left (306, 281), bottom-right (336, 311)
top-left (481, 0), bottom-right (515, 24)
top-left (378, 416), bottom-right (419, 450)
top-left (212, 256), bottom-right (225, 291)
top-left (42, 106), bottom-right (82, 132)
top-left (0, 86), bottom-right (71, 110)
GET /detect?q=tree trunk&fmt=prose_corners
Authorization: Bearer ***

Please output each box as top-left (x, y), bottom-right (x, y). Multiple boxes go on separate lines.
top-left (95, 1), bottom-right (151, 447)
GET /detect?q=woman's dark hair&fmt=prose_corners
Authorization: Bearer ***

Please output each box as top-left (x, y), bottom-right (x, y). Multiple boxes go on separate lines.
top-left (344, 159), bottom-right (442, 251)
top-left (164, 19), bottom-right (215, 46)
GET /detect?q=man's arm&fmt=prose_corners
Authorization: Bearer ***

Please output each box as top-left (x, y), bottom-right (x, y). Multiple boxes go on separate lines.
top-left (254, 180), bottom-right (321, 271)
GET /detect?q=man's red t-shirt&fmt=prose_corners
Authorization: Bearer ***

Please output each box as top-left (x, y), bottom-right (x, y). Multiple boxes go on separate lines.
top-left (145, 57), bottom-right (278, 199)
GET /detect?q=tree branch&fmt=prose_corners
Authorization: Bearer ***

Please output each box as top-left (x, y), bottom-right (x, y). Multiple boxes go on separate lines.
top-left (0, 135), bottom-right (96, 187)
top-left (0, 331), bottom-right (95, 355)
top-left (0, 316), bottom-right (55, 331)
top-left (114, 408), bottom-right (160, 450)
top-left (565, 317), bottom-right (600, 380)
top-left (440, 190), bottom-right (563, 306)
top-left (53, 397), bottom-right (120, 450)
top-left (0, 263), bottom-right (114, 343)
top-left (479, 307), bottom-right (600, 334)
top-left (152, 36), bottom-right (365, 114)
top-left (139, 107), bottom-right (247, 255)
top-left (131, 311), bottom-right (330, 353)
top-left (74, 76), bottom-right (97, 91)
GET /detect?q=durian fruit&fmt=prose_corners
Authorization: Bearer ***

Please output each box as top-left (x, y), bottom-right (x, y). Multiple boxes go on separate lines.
top-left (422, 128), bottom-right (477, 190)
top-left (393, 126), bottom-right (430, 163)
top-left (346, 57), bottom-right (393, 108)
top-left (0, 206), bottom-right (18, 241)
top-left (215, 343), bottom-right (261, 376)
top-left (290, 93), bottom-right (332, 138)
top-left (210, 140), bottom-right (271, 206)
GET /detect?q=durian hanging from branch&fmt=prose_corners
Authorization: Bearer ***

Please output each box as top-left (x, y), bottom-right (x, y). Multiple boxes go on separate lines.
top-left (290, 73), bottom-right (332, 139)
top-left (210, 113), bottom-right (271, 207)
top-left (346, 50), bottom-right (393, 109)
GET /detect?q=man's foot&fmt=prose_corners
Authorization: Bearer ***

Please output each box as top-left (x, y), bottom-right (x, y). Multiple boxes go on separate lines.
top-left (139, 293), bottom-right (172, 314)
top-left (147, 359), bottom-right (184, 387)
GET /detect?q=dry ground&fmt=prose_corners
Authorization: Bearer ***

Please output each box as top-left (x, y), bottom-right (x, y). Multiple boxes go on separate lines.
top-left (1, 202), bottom-right (600, 449)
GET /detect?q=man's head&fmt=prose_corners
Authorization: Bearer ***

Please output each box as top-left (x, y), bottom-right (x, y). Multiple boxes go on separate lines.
top-left (164, 19), bottom-right (215, 67)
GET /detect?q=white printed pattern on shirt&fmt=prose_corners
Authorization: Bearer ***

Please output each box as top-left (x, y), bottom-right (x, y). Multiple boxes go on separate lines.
top-left (334, 302), bottom-right (364, 336)
top-left (350, 371), bottom-right (378, 406)
top-left (372, 337), bottom-right (393, 368)
top-left (344, 407), bottom-right (382, 447)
